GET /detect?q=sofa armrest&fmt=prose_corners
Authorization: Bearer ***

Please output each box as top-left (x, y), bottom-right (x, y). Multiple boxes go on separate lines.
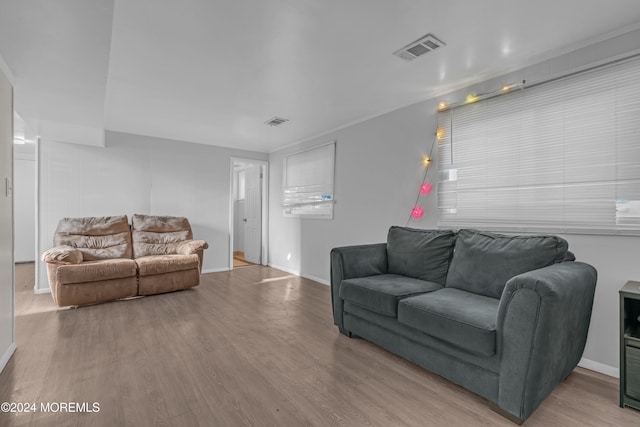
top-left (496, 261), bottom-right (597, 420)
top-left (330, 243), bottom-right (388, 334)
top-left (41, 245), bottom-right (83, 264)
top-left (176, 240), bottom-right (208, 273)
top-left (177, 239), bottom-right (209, 255)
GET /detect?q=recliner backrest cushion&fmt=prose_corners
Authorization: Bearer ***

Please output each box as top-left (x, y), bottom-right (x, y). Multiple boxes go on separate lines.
top-left (387, 227), bottom-right (456, 284)
top-left (54, 215), bottom-right (132, 260)
top-left (131, 214), bottom-right (193, 258)
top-left (445, 229), bottom-right (569, 299)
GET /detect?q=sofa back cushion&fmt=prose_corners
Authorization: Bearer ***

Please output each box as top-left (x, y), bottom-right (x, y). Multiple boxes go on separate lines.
top-left (445, 229), bottom-right (569, 299)
top-left (131, 214), bottom-right (193, 258)
top-left (53, 215), bottom-right (132, 260)
top-left (386, 227), bottom-right (456, 284)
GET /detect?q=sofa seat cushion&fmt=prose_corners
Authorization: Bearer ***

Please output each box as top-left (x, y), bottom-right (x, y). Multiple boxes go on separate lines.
top-left (398, 288), bottom-right (500, 356)
top-left (340, 274), bottom-right (442, 317)
top-left (56, 259), bottom-right (137, 285)
top-left (445, 229), bottom-right (569, 299)
top-left (136, 254), bottom-right (199, 276)
top-left (386, 227), bottom-right (456, 284)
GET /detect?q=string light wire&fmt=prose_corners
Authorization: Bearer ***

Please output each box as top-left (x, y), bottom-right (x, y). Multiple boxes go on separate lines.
top-left (404, 80), bottom-right (525, 225)
top-left (441, 80), bottom-right (526, 111)
top-left (406, 130), bottom-right (438, 226)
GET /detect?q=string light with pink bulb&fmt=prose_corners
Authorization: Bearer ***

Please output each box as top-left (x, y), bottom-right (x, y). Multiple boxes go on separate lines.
top-left (406, 127), bottom-right (439, 224)
top-left (406, 80), bottom-right (525, 224)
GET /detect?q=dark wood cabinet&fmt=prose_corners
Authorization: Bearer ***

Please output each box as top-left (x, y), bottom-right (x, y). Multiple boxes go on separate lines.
top-left (620, 281), bottom-right (640, 410)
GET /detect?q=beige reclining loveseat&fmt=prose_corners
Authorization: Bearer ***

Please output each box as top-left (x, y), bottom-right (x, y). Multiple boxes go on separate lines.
top-left (41, 214), bottom-right (208, 307)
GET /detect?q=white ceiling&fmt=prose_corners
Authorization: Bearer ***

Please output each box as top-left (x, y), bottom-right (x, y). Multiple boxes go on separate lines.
top-left (1, 0), bottom-right (640, 152)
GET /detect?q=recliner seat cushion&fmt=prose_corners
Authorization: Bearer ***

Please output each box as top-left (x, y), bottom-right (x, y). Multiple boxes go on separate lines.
top-left (340, 274), bottom-right (442, 317)
top-left (133, 230), bottom-right (191, 257)
top-left (136, 254), bottom-right (199, 276)
top-left (398, 288), bottom-right (499, 356)
top-left (56, 259), bottom-right (137, 285)
top-left (445, 229), bottom-right (569, 299)
top-left (386, 227), bottom-right (456, 284)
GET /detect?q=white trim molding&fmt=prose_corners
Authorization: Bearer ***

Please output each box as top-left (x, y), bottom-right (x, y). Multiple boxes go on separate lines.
top-left (0, 342), bottom-right (16, 374)
top-left (268, 263), bottom-right (300, 276)
top-left (578, 357), bottom-right (619, 378)
top-left (268, 263), bottom-right (329, 286)
top-left (34, 286), bottom-right (51, 295)
top-left (201, 267), bottom-right (230, 274)
top-left (301, 273), bottom-right (329, 286)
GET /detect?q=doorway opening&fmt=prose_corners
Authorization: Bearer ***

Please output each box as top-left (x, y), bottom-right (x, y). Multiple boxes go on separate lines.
top-left (229, 158), bottom-right (268, 270)
top-left (13, 112), bottom-right (38, 293)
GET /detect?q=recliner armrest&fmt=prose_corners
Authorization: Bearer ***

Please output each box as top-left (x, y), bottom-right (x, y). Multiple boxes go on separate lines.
top-left (496, 261), bottom-right (597, 420)
top-left (41, 245), bottom-right (83, 264)
top-left (176, 239), bottom-right (209, 255)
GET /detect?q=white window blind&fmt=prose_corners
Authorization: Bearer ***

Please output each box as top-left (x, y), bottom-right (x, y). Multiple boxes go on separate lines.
top-left (282, 141), bottom-right (335, 219)
top-left (437, 56), bottom-right (640, 235)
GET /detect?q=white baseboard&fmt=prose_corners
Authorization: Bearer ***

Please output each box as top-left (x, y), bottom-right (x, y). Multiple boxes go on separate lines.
top-left (268, 263), bottom-right (299, 276)
top-left (268, 263), bottom-right (329, 286)
top-left (0, 342), bottom-right (16, 374)
top-left (302, 273), bottom-right (329, 286)
top-left (578, 357), bottom-right (619, 378)
top-left (34, 286), bottom-right (51, 295)
top-left (202, 267), bottom-right (230, 274)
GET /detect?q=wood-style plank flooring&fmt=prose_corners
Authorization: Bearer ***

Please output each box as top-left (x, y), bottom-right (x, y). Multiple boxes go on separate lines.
top-left (1, 263), bottom-right (639, 426)
top-left (233, 252), bottom-right (254, 268)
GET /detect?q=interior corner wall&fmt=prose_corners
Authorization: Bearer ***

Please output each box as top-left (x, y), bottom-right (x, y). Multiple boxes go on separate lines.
top-left (0, 64), bottom-right (15, 373)
top-left (13, 145), bottom-right (36, 262)
top-left (268, 99), bottom-right (440, 283)
top-left (37, 131), bottom-right (267, 292)
top-left (268, 27), bottom-right (640, 375)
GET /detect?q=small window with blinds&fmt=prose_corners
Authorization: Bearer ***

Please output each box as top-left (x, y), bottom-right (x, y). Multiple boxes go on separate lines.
top-left (437, 55), bottom-right (640, 235)
top-left (282, 141), bottom-right (336, 219)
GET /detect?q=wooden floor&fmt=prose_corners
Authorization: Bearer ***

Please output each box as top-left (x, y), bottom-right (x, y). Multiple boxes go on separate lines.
top-left (233, 251), bottom-right (254, 268)
top-left (1, 263), bottom-right (639, 427)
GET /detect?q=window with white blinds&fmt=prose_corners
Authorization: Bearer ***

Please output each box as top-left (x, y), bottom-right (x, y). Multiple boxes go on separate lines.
top-left (437, 55), bottom-right (640, 235)
top-left (282, 141), bottom-right (335, 219)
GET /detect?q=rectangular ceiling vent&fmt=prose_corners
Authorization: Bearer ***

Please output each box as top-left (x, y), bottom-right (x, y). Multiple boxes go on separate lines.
top-left (265, 117), bottom-right (289, 126)
top-left (393, 33), bottom-right (445, 62)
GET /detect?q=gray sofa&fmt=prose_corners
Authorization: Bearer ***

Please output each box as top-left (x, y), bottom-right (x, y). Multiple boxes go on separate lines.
top-left (330, 227), bottom-right (597, 423)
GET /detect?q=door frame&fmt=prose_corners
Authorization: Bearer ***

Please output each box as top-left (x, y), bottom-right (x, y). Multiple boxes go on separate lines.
top-left (229, 158), bottom-right (269, 270)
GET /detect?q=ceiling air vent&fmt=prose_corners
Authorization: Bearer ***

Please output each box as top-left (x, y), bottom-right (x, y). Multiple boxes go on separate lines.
top-left (393, 33), bottom-right (445, 62)
top-left (265, 117), bottom-right (289, 126)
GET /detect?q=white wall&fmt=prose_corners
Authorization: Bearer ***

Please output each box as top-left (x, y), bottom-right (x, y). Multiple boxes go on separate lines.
top-left (13, 143), bottom-right (35, 262)
top-left (0, 63), bottom-right (15, 373)
top-left (37, 131), bottom-right (267, 292)
top-left (268, 99), bottom-right (440, 284)
top-left (268, 27), bottom-right (640, 374)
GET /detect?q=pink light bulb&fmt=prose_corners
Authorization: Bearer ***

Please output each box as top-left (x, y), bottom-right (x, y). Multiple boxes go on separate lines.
top-left (411, 206), bottom-right (424, 219)
top-left (420, 182), bottom-right (433, 195)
